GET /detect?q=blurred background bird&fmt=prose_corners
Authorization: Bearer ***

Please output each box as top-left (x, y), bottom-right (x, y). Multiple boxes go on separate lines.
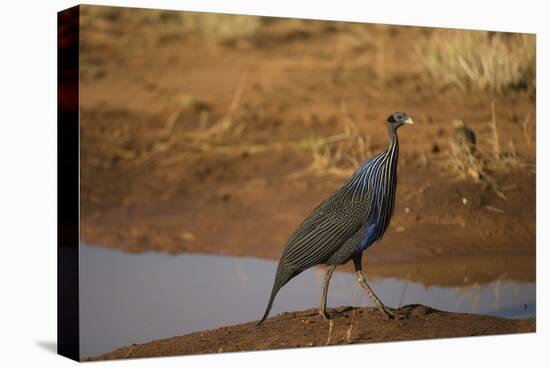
top-left (450, 119), bottom-right (481, 181)
top-left (449, 118), bottom-right (506, 199)
top-left (257, 112), bottom-right (413, 326)
top-left (451, 119), bottom-right (476, 156)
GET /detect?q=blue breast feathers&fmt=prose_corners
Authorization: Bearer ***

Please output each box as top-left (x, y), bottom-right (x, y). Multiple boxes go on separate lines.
top-left (356, 221), bottom-right (379, 253)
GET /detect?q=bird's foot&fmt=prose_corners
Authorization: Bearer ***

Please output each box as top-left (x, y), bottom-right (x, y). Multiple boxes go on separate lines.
top-left (319, 310), bottom-right (344, 320)
top-left (380, 307), bottom-right (406, 320)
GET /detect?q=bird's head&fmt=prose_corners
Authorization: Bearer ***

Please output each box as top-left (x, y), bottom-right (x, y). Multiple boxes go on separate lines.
top-left (452, 119), bottom-right (466, 128)
top-left (387, 112), bottom-right (414, 129)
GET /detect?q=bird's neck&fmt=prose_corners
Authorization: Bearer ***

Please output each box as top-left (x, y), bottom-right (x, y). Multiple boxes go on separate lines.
top-left (387, 124), bottom-right (399, 150)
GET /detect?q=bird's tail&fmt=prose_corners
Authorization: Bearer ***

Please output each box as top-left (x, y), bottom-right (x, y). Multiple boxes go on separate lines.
top-left (256, 262), bottom-right (296, 326)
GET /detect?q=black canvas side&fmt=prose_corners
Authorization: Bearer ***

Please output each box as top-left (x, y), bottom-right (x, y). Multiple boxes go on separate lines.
top-left (57, 5), bottom-right (80, 362)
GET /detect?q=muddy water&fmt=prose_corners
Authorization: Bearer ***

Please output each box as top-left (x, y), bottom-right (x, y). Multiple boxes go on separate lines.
top-left (79, 244), bottom-right (535, 358)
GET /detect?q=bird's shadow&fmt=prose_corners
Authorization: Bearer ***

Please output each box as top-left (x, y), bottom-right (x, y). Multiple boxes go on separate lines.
top-left (36, 340), bottom-right (57, 354)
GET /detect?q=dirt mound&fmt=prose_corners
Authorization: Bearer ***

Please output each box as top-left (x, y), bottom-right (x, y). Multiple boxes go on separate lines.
top-left (89, 304), bottom-right (535, 361)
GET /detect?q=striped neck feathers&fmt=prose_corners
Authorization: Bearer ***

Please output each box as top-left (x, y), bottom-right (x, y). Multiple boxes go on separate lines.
top-left (336, 126), bottom-right (400, 203)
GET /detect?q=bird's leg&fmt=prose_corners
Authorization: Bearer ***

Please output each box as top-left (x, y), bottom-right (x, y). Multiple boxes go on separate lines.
top-left (319, 265), bottom-right (336, 320)
top-left (353, 255), bottom-right (403, 320)
top-left (356, 271), bottom-right (402, 319)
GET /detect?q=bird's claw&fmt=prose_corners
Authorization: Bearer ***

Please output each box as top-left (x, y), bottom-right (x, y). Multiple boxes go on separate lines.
top-left (319, 310), bottom-right (344, 320)
top-left (381, 307), bottom-right (406, 320)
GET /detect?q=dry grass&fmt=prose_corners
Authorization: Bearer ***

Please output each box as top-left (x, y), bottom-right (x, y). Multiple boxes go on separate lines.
top-left (449, 144), bottom-right (507, 200)
top-left (325, 319), bottom-right (334, 345)
top-left (180, 70), bottom-right (249, 143)
top-left (81, 6), bottom-right (535, 180)
top-left (290, 102), bottom-right (373, 179)
top-left (519, 113), bottom-right (533, 148)
top-left (82, 6), bottom-right (536, 96)
top-left (81, 5), bottom-right (262, 43)
top-left (83, 69), bottom-right (280, 170)
top-left (489, 101), bottom-right (501, 158)
top-left (165, 95), bottom-right (374, 178)
top-left (447, 102), bottom-right (534, 200)
top-left (180, 12), bottom-right (261, 41)
top-left (345, 308), bottom-right (356, 343)
top-left (485, 102), bottom-right (533, 172)
top-left (155, 70), bottom-right (283, 163)
top-left (323, 309), bottom-right (356, 345)
top-left (334, 24), bottom-right (393, 77)
top-left (417, 30), bottom-right (535, 94)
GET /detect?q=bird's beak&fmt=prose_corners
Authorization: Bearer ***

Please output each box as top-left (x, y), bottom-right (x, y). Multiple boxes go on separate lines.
top-left (404, 117), bottom-right (414, 125)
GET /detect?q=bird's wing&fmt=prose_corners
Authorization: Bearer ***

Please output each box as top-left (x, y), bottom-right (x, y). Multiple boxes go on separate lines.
top-left (280, 151), bottom-right (388, 270)
top-left (281, 199), bottom-right (367, 270)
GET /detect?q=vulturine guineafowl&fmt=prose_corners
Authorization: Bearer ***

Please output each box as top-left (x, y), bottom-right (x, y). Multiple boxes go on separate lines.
top-left (257, 112), bottom-right (413, 326)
